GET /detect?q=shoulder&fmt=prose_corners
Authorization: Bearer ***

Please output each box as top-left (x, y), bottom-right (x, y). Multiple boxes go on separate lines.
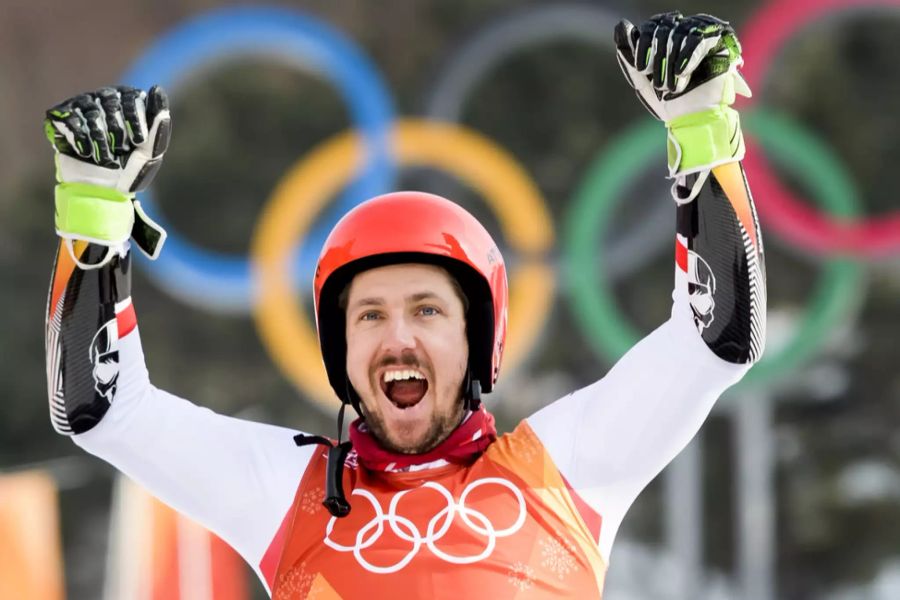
top-left (485, 422), bottom-right (555, 483)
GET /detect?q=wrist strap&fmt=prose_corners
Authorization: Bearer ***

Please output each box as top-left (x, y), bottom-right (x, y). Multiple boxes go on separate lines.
top-left (666, 106), bottom-right (745, 176)
top-left (62, 238), bottom-right (119, 271)
top-left (131, 200), bottom-right (168, 260)
top-left (55, 182), bottom-right (135, 243)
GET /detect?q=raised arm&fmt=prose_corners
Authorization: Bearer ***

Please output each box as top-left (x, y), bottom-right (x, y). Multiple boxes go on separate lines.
top-left (527, 13), bottom-right (766, 560)
top-left (43, 87), bottom-right (312, 587)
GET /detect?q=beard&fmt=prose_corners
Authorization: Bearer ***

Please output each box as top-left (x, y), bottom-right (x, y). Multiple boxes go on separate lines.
top-left (360, 397), bottom-right (465, 454)
top-left (357, 349), bottom-right (468, 454)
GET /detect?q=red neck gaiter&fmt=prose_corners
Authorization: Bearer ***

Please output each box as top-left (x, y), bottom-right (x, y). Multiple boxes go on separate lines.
top-left (348, 407), bottom-right (498, 471)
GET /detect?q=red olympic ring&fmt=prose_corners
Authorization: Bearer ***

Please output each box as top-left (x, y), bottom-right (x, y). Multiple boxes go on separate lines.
top-left (740, 0), bottom-right (900, 258)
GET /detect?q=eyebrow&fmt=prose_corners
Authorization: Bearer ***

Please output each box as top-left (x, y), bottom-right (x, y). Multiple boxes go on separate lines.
top-left (407, 292), bottom-right (443, 303)
top-left (348, 297), bottom-right (385, 312)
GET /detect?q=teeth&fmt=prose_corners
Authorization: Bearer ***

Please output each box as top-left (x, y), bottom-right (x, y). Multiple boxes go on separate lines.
top-left (383, 369), bottom-right (425, 383)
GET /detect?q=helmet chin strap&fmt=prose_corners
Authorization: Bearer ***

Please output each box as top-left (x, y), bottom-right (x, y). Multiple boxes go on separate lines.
top-left (318, 381), bottom-right (361, 518)
top-left (464, 371), bottom-right (482, 412)
top-left (322, 406), bottom-right (353, 518)
top-left (291, 383), bottom-right (355, 519)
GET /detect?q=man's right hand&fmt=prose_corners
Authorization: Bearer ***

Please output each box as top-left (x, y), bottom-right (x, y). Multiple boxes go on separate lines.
top-left (44, 85), bottom-right (171, 269)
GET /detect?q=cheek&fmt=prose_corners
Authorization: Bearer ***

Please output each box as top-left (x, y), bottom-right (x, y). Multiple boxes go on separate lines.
top-left (345, 330), bottom-right (374, 388)
top-left (433, 323), bottom-right (469, 384)
top-left (455, 329), bottom-right (469, 373)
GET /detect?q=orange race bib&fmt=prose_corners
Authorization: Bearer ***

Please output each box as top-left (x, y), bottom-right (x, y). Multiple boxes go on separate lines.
top-left (270, 422), bottom-right (606, 599)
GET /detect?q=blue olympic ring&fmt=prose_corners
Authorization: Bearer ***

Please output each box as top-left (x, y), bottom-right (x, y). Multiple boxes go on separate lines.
top-left (123, 6), bottom-right (395, 312)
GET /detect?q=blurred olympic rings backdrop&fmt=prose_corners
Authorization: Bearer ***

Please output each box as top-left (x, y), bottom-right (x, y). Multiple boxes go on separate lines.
top-left (740, 0), bottom-right (900, 257)
top-left (121, 0), bottom-right (896, 410)
top-left (123, 7), bottom-right (396, 311)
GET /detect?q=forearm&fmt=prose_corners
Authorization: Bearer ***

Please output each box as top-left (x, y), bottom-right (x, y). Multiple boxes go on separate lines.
top-left (46, 240), bottom-right (134, 435)
top-left (672, 159), bottom-right (766, 364)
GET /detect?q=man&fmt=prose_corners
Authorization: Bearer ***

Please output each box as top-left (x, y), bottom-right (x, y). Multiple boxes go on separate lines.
top-left (43, 12), bottom-right (765, 598)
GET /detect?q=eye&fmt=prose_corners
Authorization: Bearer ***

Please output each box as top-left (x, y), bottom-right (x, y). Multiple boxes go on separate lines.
top-left (359, 310), bottom-right (382, 321)
top-left (417, 305), bottom-right (441, 317)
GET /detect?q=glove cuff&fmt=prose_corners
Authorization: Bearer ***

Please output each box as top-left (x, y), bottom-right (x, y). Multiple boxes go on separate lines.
top-left (665, 106), bottom-right (745, 177)
top-left (55, 182), bottom-right (135, 245)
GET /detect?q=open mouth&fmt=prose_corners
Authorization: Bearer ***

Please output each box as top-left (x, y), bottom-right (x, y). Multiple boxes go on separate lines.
top-left (379, 369), bottom-right (429, 409)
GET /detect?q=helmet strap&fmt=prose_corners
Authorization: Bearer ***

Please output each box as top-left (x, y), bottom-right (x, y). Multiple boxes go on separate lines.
top-left (322, 400), bottom-right (352, 518)
top-left (464, 371), bottom-right (482, 411)
top-left (294, 387), bottom-right (355, 519)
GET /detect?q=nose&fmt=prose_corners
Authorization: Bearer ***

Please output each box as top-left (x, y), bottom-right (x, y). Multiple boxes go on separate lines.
top-left (381, 313), bottom-right (416, 354)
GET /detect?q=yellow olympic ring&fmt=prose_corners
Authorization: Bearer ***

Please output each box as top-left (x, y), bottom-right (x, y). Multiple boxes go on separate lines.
top-left (251, 119), bottom-right (555, 409)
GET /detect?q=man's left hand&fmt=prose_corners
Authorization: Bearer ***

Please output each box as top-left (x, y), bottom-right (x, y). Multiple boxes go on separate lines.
top-left (614, 12), bottom-right (751, 178)
top-left (614, 12), bottom-right (750, 122)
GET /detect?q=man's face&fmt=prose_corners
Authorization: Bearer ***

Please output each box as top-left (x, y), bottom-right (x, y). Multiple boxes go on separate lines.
top-left (345, 263), bottom-right (468, 454)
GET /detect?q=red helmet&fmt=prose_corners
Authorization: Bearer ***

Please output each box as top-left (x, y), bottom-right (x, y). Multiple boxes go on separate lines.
top-left (314, 191), bottom-right (508, 406)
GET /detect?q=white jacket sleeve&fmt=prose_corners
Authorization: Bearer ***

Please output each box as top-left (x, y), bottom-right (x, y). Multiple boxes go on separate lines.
top-left (528, 161), bottom-right (766, 561)
top-left (74, 328), bottom-right (315, 575)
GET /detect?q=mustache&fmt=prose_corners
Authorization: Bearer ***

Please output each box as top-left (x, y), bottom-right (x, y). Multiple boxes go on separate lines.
top-left (373, 351), bottom-right (422, 370)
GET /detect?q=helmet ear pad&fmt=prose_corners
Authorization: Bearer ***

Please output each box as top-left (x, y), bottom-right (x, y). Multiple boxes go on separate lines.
top-left (317, 252), bottom-right (495, 411)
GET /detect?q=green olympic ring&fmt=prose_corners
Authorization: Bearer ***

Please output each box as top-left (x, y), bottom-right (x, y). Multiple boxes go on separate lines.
top-left (564, 109), bottom-right (864, 389)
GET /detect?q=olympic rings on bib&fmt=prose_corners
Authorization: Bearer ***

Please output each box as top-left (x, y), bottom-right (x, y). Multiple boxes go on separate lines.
top-left (564, 110), bottom-right (865, 389)
top-left (739, 0), bottom-right (900, 257)
top-left (323, 478), bottom-right (526, 574)
top-left (123, 7), bottom-right (395, 311)
top-left (251, 119), bottom-right (555, 409)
